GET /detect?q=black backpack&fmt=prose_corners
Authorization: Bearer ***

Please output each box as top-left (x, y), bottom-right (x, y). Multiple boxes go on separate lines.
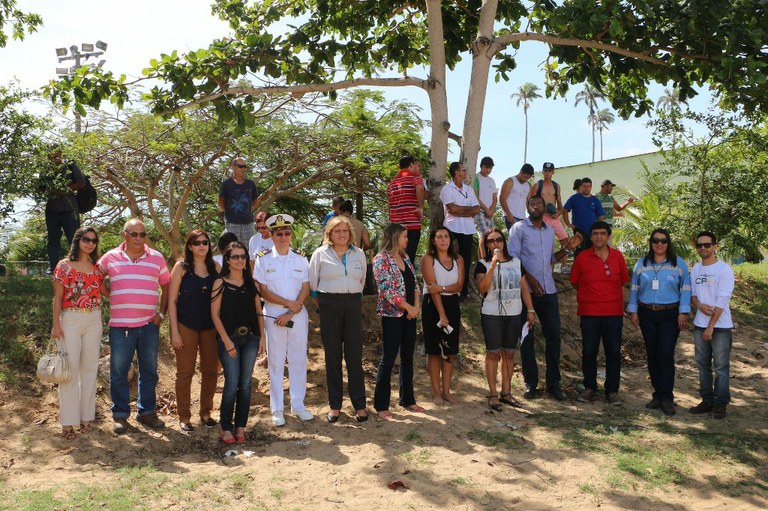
top-left (76, 174), bottom-right (98, 214)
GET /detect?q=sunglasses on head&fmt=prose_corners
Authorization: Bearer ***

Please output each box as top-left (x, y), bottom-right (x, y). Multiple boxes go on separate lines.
top-left (125, 231), bottom-right (148, 238)
top-left (191, 240), bottom-right (210, 246)
top-left (651, 238), bottom-right (669, 245)
top-left (228, 253), bottom-right (247, 261)
top-left (80, 236), bottom-right (98, 244)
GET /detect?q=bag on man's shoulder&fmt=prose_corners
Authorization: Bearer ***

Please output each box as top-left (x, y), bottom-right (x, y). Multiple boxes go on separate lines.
top-left (76, 174), bottom-right (98, 214)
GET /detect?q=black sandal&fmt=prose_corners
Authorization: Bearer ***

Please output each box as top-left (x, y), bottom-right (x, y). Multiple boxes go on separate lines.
top-left (487, 395), bottom-right (502, 412)
top-left (500, 393), bottom-right (522, 407)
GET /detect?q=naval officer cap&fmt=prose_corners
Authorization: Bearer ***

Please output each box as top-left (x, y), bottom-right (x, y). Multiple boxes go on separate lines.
top-left (266, 213), bottom-right (295, 229)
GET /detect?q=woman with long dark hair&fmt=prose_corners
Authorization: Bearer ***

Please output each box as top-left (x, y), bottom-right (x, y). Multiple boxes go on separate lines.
top-left (475, 229), bottom-right (535, 411)
top-left (627, 228), bottom-right (691, 416)
top-left (51, 226), bottom-right (106, 439)
top-left (168, 229), bottom-right (220, 433)
top-left (211, 241), bottom-right (264, 443)
top-left (309, 216), bottom-right (368, 423)
top-left (421, 227), bottom-right (464, 405)
top-left (372, 223), bottom-right (423, 420)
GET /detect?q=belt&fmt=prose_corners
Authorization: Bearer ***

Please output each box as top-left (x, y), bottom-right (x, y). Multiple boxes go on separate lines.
top-left (231, 326), bottom-right (252, 336)
top-left (639, 302), bottom-right (679, 311)
top-left (62, 307), bottom-right (100, 313)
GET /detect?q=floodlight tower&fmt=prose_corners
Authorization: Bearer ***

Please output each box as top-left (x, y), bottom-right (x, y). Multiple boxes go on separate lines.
top-left (54, 41), bottom-right (108, 133)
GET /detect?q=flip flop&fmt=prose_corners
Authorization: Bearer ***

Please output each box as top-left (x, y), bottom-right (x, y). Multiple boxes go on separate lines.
top-left (406, 404), bottom-right (425, 413)
top-left (377, 410), bottom-right (393, 420)
top-left (78, 423), bottom-right (93, 434)
top-left (60, 428), bottom-right (76, 440)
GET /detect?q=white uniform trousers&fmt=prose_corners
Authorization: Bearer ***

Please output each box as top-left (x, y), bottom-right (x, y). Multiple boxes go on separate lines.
top-left (265, 308), bottom-right (309, 414)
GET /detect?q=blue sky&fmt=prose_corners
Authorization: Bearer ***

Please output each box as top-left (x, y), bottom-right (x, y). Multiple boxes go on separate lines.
top-left (2, 1), bottom-right (712, 187)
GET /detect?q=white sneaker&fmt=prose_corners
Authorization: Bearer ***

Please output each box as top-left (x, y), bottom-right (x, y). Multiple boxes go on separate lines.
top-left (293, 409), bottom-right (314, 422)
top-left (271, 412), bottom-right (285, 427)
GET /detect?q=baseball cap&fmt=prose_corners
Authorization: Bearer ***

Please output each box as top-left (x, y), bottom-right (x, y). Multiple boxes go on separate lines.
top-left (542, 162), bottom-right (555, 170)
top-left (601, 179), bottom-right (616, 187)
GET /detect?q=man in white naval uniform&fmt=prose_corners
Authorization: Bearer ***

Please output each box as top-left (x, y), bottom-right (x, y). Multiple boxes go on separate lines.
top-left (253, 214), bottom-right (314, 426)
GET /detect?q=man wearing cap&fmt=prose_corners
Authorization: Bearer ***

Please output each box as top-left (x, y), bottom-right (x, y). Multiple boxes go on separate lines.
top-left (500, 163), bottom-right (534, 229)
top-left (387, 156), bottom-right (425, 262)
top-left (253, 214), bottom-right (314, 426)
top-left (473, 156), bottom-right (498, 259)
top-left (596, 180), bottom-right (634, 230)
top-left (218, 157), bottom-right (260, 243)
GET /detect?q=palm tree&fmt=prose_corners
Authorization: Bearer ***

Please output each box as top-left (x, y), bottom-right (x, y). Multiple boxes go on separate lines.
top-left (590, 108), bottom-right (615, 161)
top-left (574, 84), bottom-right (605, 162)
top-left (656, 87), bottom-right (689, 147)
top-left (510, 82), bottom-right (541, 163)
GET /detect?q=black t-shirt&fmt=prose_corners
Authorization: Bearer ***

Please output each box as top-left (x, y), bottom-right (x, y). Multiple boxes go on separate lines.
top-left (218, 178), bottom-right (260, 224)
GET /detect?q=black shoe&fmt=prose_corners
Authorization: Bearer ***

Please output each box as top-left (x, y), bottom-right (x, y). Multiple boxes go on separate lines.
top-left (113, 419), bottom-right (129, 435)
top-left (546, 387), bottom-right (567, 401)
top-left (487, 395), bottom-right (502, 412)
top-left (605, 392), bottom-right (622, 406)
top-left (660, 401), bottom-right (676, 416)
top-left (689, 401), bottom-right (713, 414)
top-left (327, 413), bottom-right (340, 423)
top-left (355, 413), bottom-right (369, 423)
top-left (137, 414), bottom-right (165, 430)
top-left (523, 386), bottom-right (537, 400)
top-left (712, 404), bottom-right (727, 419)
top-left (645, 398), bottom-right (662, 410)
top-left (201, 417), bottom-right (218, 429)
top-left (180, 422), bottom-right (194, 433)
top-left (499, 393), bottom-right (522, 407)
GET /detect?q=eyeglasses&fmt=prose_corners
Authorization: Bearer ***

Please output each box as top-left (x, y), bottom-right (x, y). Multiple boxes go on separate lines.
top-left (125, 231), bottom-right (148, 238)
top-left (228, 254), bottom-right (247, 261)
top-left (80, 237), bottom-right (98, 244)
top-left (603, 262), bottom-right (612, 277)
top-left (696, 242), bottom-right (714, 249)
top-left (274, 231), bottom-right (292, 238)
top-left (486, 237), bottom-right (504, 244)
top-left (191, 240), bottom-right (210, 247)
top-left (234, 163), bottom-right (247, 169)
top-left (651, 238), bottom-right (669, 245)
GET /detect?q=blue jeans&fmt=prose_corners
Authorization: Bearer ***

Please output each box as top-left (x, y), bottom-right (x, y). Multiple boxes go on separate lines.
top-left (109, 324), bottom-right (160, 419)
top-left (693, 327), bottom-right (732, 406)
top-left (580, 316), bottom-right (623, 393)
top-left (218, 334), bottom-right (260, 432)
top-left (639, 308), bottom-right (680, 401)
top-left (46, 209), bottom-right (80, 271)
top-left (520, 293), bottom-right (561, 389)
top-left (374, 316), bottom-right (416, 411)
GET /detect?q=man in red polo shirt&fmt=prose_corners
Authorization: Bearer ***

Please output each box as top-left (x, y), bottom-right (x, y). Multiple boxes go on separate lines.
top-left (570, 221), bottom-right (629, 405)
top-left (387, 156), bottom-right (425, 263)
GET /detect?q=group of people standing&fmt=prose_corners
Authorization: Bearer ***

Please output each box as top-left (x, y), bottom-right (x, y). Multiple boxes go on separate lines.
top-left (48, 155), bottom-right (737, 441)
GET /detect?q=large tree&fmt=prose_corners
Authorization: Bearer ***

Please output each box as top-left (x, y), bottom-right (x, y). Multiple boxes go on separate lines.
top-left (47, 1), bottom-right (768, 224)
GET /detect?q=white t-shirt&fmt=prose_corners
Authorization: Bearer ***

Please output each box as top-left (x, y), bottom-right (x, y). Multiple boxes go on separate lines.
top-left (691, 260), bottom-right (735, 329)
top-left (475, 258), bottom-right (524, 316)
top-left (475, 173), bottom-right (497, 209)
top-left (506, 176), bottom-right (531, 220)
top-left (440, 181), bottom-right (480, 235)
top-left (248, 234), bottom-right (275, 260)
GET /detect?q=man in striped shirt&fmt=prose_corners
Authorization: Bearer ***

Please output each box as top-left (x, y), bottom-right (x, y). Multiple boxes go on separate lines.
top-left (387, 156), bottom-right (425, 263)
top-left (99, 218), bottom-right (171, 434)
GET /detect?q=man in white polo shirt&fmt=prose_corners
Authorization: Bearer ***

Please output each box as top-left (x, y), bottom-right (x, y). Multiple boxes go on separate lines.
top-left (440, 161), bottom-right (480, 300)
top-left (99, 218), bottom-right (171, 434)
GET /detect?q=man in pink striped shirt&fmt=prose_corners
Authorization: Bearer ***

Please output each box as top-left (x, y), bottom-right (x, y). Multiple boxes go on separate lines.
top-left (99, 218), bottom-right (171, 434)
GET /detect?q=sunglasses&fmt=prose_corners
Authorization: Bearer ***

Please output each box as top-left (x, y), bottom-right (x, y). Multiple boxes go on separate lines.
top-left (191, 240), bottom-right (210, 246)
top-left (696, 242), bottom-right (714, 249)
top-left (80, 236), bottom-right (98, 244)
top-left (652, 238), bottom-right (669, 245)
top-left (228, 254), bottom-right (247, 261)
top-left (486, 237), bottom-right (504, 244)
top-left (274, 231), bottom-right (292, 237)
top-left (603, 262), bottom-right (612, 277)
top-left (125, 231), bottom-right (148, 238)
top-left (234, 163), bottom-right (247, 169)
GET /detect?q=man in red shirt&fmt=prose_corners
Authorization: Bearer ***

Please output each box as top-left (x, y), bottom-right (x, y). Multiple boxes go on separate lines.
top-left (387, 156), bottom-right (425, 263)
top-left (570, 221), bottom-right (629, 405)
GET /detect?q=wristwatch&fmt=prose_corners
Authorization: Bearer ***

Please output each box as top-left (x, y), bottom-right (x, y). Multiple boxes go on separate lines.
top-left (156, 312), bottom-right (165, 320)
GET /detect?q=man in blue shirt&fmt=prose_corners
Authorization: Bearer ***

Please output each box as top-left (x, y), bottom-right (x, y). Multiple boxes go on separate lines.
top-left (218, 157), bottom-right (260, 243)
top-left (563, 177), bottom-right (605, 255)
top-left (509, 196), bottom-right (570, 400)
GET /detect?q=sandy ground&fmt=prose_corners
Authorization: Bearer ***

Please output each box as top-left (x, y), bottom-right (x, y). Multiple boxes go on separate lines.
top-left (1, 278), bottom-right (767, 510)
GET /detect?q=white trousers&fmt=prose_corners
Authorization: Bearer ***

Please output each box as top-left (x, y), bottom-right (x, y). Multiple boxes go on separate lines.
top-left (265, 308), bottom-right (308, 414)
top-left (58, 309), bottom-right (103, 427)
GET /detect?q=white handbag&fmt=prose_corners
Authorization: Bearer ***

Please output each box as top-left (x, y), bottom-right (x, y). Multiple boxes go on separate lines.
top-left (37, 337), bottom-right (72, 384)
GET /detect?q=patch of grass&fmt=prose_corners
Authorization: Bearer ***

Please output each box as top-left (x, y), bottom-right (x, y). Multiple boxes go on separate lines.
top-left (230, 474), bottom-right (251, 493)
top-left (467, 428), bottom-right (524, 449)
top-left (0, 488), bottom-right (61, 511)
top-left (397, 447), bottom-right (433, 465)
top-left (732, 263), bottom-right (768, 336)
top-left (403, 429), bottom-right (423, 444)
top-left (449, 477), bottom-right (469, 486)
top-left (613, 445), bottom-right (689, 486)
top-left (579, 483), bottom-right (597, 494)
top-left (605, 473), bottom-right (631, 490)
top-left (270, 487), bottom-right (285, 500)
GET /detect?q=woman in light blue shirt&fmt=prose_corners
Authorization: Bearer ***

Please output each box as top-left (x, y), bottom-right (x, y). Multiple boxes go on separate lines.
top-left (627, 228), bottom-right (691, 416)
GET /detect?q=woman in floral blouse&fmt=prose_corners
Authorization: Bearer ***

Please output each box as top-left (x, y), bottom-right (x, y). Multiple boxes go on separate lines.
top-left (372, 223), bottom-right (424, 420)
top-left (51, 226), bottom-right (106, 440)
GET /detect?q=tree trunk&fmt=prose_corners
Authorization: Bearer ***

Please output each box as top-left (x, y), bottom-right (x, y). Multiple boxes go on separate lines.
top-left (425, 0), bottom-right (450, 228)
top-left (523, 109), bottom-right (529, 164)
top-left (600, 128), bottom-right (604, 161)
top-left (459, 0), bottom-right (499, 183)
top-left (591, 124), bottom-right (596, 163)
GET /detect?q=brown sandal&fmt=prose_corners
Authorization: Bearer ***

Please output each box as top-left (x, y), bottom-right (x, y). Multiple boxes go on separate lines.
top-left (60, 427), bottom-right (76, 440)
top-left (78, 422), bottom-right (93, 434)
